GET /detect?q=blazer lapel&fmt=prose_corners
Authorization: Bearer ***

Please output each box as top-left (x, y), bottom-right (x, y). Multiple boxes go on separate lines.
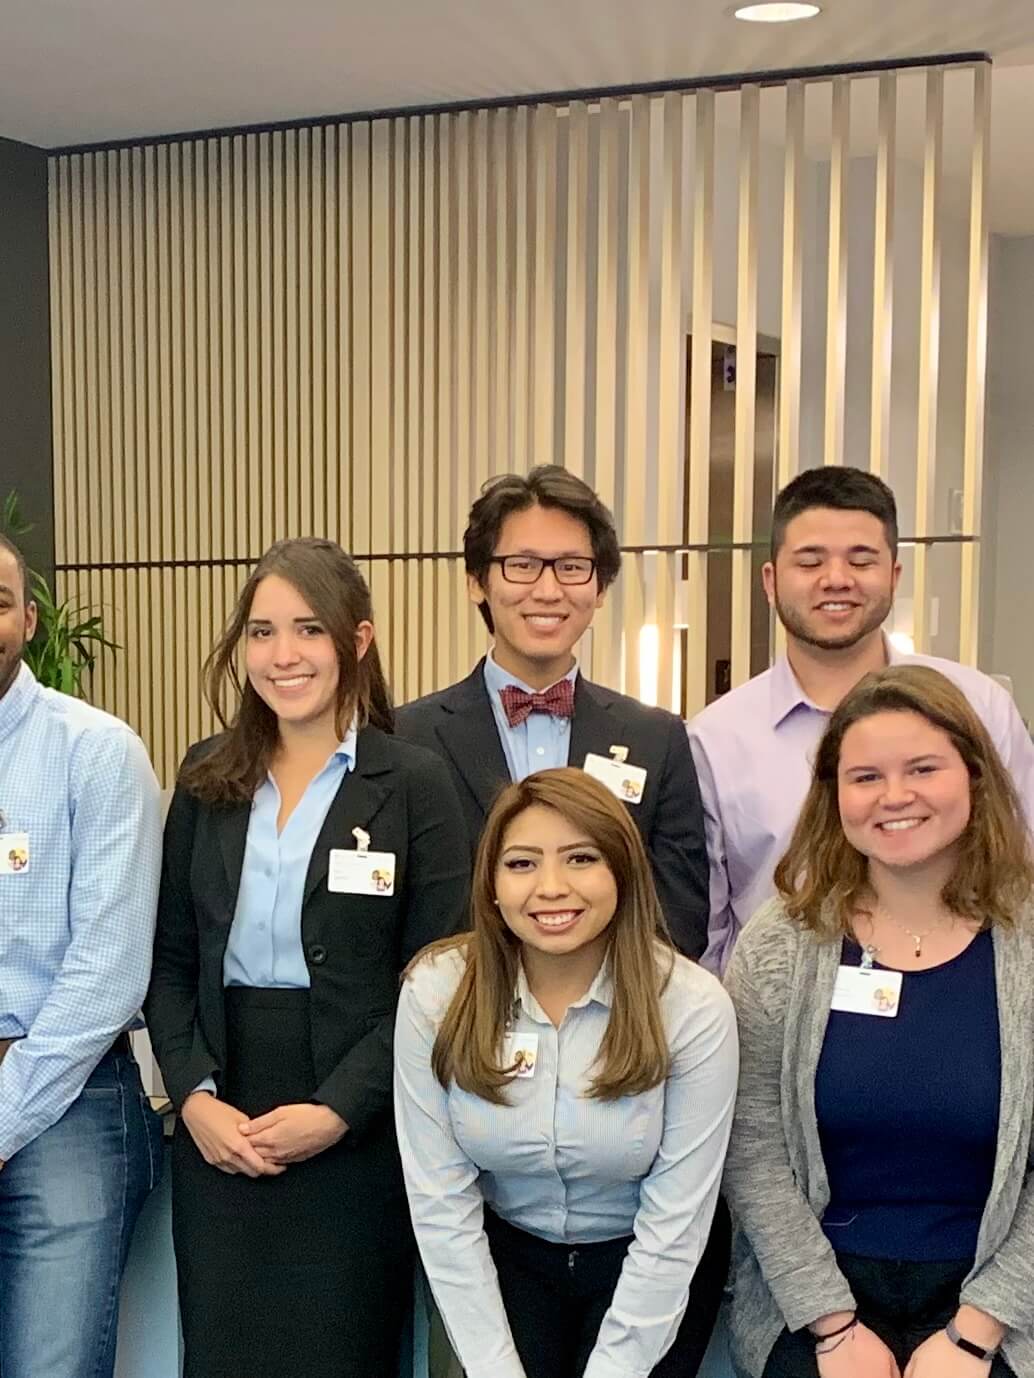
top-left (215, 801), bottom-right (252, 916)
top-left (434, 663), bottom-right (510, 817)
top-left (568, 676), bottom-right (620, 769)
top-left (302, 727), bottom-right (395, 908)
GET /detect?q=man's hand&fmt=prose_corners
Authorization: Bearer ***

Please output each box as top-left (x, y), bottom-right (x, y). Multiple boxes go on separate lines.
top-left (180, 1091), bottom-right (285, 1178)
top-left (239, 1103), bottom-right (348, 1164)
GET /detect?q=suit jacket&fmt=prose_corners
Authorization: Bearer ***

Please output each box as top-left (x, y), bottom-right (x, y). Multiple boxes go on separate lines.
top-left (395, 661), bottom-right (709, 958)
top-left (144, 726), bottom-right (469, 1140)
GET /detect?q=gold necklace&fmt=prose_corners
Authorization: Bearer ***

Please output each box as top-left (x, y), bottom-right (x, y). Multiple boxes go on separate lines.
top-left (880, 911), bottom-right (955, 959)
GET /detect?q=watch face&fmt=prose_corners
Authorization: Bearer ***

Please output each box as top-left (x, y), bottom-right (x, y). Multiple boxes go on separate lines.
top-left (948, 1322), bottom-right (995, 1361)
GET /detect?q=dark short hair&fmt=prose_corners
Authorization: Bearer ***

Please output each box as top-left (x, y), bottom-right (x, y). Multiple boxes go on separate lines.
top-left (771, 466), bottom-right (899, 561)
top-left (463, 466), bottom-right (622, 632)
top-left (0, 534), bottom-right (30, 605)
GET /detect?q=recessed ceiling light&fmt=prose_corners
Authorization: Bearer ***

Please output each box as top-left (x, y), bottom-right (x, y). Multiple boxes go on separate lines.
top-left (734, 2), bottom-right (821, 20)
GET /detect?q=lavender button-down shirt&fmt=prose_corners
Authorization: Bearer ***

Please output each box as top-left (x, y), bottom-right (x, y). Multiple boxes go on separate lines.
top-left (688, 640), bottom-right (1034, 975)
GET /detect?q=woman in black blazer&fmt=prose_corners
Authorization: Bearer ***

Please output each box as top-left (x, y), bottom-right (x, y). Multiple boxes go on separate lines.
top-left (145, 537), bottom-right (469, 1378)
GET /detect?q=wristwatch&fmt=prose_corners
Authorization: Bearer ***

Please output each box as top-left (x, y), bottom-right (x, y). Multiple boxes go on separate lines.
top-left (946, 1318), bottom-right (999, 1361)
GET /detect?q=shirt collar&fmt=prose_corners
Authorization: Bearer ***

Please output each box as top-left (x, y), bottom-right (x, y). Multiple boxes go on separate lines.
top-left (514, 955), bottom-right (613, 1024)
top-left (483, 648), bottom-right (580, 701)
top-left (769, 633), bottom-right (897, 729)
top-left (335, 719), bottom-right (359, 773)
top-left (0, 663), bottom-right (40, 744)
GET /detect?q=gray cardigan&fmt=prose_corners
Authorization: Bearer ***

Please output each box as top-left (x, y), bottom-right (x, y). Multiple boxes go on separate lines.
top-left (723, 899), bottom-right (1034, 1378)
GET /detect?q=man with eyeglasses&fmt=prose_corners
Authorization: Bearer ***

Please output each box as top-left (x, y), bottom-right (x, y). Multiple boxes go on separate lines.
top-left (396, 468), bottom-right (723, 1378)
top-left (396, 465), bottom-right (709, 960)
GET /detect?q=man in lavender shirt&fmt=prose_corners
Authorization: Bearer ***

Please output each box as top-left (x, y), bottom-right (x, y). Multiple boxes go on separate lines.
top-left (690, 466), bottom-right (1034, 975)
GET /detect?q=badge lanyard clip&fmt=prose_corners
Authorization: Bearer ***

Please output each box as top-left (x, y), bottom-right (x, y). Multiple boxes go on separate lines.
top-left (352, 826), bottom-right (371, 855)
top-left (608, 745), bottom-right (629, 764)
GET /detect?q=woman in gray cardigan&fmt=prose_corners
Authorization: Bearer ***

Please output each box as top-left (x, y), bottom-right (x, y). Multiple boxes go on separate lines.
top-left (724, 665), bottom-right (1034, 1378)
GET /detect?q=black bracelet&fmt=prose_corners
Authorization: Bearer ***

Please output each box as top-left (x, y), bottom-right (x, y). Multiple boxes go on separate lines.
top-left (811, 1316), bottom-right (858, 1347)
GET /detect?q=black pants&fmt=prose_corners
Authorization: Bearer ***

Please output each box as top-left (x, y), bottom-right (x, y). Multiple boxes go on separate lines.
top-left (172, 988), bottom-right (412, 1378)
top-left (484, 1195), bottom-right (731, 1378)
top-left (762, 1253), bottom-right (1017, 1378)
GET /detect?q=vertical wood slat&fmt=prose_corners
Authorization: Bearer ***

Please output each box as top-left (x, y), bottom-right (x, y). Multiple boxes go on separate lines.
top-left (564, 101), bottom-right (590, 478)
top-left (685, 89), bottom-right (715, 713)
top-left (532, 105), bottom-right (557, 468)
top-left (622, 96), bottom-right (652, 701)
top-left (655, 92), bottom-right (687, 712)
top-left (511, 106), bottom-right (532, 477)
top-left (824, 76), bottom-right (850, 467)
top-left (590, 99), bottom-right (622, 688)
top-left (913, 67), bottom-right (945, 653)
top-left (778, 81), bottom-right (804, 492)
top-left (869, 73), bottom-right (896, 479)
top-left (731, 85), bottom-right (760, 690)
top-left (960, 61), bottom-right (991, 666)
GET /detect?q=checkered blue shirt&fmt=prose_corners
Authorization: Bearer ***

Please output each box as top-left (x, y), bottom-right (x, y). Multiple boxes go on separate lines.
top-left (0, 664), bottom-right (161, 1160)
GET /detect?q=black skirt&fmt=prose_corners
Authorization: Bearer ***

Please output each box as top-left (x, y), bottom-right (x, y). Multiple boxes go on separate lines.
top-left (172, 987), bottom-right (412, 1378)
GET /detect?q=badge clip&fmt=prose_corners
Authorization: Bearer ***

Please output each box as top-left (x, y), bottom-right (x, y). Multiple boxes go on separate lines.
top-left (352, 826), bottom-right (371, 855)
top-left (609, 745), bottom-right (629, 764)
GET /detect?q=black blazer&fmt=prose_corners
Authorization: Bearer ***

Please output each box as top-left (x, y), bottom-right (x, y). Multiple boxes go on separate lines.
top-left (395, 662), bottom-right (709, 958)
top-left (144, 727), bottom-right (469, 1141)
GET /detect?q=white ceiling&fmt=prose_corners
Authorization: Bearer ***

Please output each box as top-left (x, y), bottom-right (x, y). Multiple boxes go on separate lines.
top-left (2, 0), bottom-right (1033, 231)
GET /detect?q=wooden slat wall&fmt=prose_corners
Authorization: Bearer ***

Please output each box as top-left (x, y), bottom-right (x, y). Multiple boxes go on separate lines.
top-left (49, 64), bottom-right (992, 781)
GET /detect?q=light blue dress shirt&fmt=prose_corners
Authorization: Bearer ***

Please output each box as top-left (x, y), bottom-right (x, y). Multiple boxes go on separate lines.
top-left (0, 663), bottom-right (161, 1161)
top-left (394, 946), bottom-right (739, 1378)
top-left (223, 729), bottom-right (357, 988)
top-left (482, 649), bottom-right (578, 782)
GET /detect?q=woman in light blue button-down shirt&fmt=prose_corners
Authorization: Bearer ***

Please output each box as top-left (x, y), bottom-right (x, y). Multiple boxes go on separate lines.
top-left (145, 538), bottom-right (469, 1378)
top-left (394, 767), bottom-right (738, 1378)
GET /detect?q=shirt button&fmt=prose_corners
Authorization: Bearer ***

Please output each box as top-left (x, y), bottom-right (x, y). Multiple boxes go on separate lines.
top-left (308, 944), bottom-right (328, 965)
top-left (536, 747), bottom-right (545, 756)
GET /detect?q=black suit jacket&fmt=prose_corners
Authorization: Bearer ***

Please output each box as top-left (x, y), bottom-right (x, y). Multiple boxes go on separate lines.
top-left (395, 662), bottom-right (709, 957)
top-left (144, 727), bottom-right (469, 1140)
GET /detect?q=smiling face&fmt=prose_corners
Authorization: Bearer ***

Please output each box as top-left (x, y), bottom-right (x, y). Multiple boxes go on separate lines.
top-left (0, 548), bottom-right (36, 702)
top-left (837, 710), bottom-right (972, 875)
top-left (469, 503), bottom-right (604, 688)
top-left (763, 507), bottom-right (900, 653)
top-left (244, 574), bottom-right (349, 736)
top-left (494, 803), bottom-right (619, 964)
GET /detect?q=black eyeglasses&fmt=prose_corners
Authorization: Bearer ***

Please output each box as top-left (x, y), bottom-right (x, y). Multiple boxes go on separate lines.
top-left (489, 555), bottom-right (597, 586)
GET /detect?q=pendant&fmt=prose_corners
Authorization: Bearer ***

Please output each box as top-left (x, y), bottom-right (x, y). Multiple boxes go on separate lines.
top-left (912, 935), bottom-right (922, 958)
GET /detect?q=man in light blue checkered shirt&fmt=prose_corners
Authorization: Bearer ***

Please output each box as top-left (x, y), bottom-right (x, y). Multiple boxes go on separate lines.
top-left (0, 535), bottom-right (163, 1378)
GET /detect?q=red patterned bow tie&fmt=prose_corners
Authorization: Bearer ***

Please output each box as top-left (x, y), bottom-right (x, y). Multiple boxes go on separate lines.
top-left (499, 678), bottom-right (576, 728)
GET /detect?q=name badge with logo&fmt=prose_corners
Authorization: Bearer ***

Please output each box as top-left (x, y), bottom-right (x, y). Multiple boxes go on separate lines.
top-left (0, 833), bottom-right (30, 875)
top-left (830, 964), bottom-right (903, 1018)
top-left (328, 826), bottom-right (396, 896)
top-left (502, 1032), bottom-right (539, 1079)
top-left (583, 748), bottom-right (647, 805)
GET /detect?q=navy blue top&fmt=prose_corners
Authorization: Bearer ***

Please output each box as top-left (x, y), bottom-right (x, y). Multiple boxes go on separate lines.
top-left (815, 929), bottom-right (1000, 1262)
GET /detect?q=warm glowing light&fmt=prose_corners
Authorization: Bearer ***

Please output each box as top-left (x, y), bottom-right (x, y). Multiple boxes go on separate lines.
top-left (887, 631), bottom-right (915, 655)
top-left (734, 2), bottom-right (821, 21)
top-left (638, 625), bottom-right (659, 707)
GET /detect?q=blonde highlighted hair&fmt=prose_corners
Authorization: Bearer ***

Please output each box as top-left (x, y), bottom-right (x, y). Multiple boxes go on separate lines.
top-left (410, 767), bottom-right (675, 1105)
top-left (774, 664), bottom-right (1034, 936)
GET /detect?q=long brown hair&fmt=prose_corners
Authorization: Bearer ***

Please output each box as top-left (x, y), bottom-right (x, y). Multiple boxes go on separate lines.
top-left (412, 768), bottom-right (675, 1104)
top-left (774, 664), bottom-right (1034, 936)
top-left (180, 538), bottom-right (393, 803)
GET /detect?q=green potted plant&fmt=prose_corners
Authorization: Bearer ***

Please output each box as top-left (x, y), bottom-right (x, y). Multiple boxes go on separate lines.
top-left (0, 490), bottom-right (118, 698)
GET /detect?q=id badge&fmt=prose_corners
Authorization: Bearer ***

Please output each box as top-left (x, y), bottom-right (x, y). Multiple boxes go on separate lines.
top-left (582, 752), bottom-right (647, 805)
top-left (328, 848), bottom-right (397, 896)
top-left (502, 1032), bottom-right (539, 1079)
top-left (830, 964), bottom-right (903, 1018)
top-left (0, 832), bottom-right (30, 874)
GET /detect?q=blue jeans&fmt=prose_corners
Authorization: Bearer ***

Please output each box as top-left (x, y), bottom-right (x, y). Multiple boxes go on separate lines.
top-left (0, 1047), bottom-right (163, 1378)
